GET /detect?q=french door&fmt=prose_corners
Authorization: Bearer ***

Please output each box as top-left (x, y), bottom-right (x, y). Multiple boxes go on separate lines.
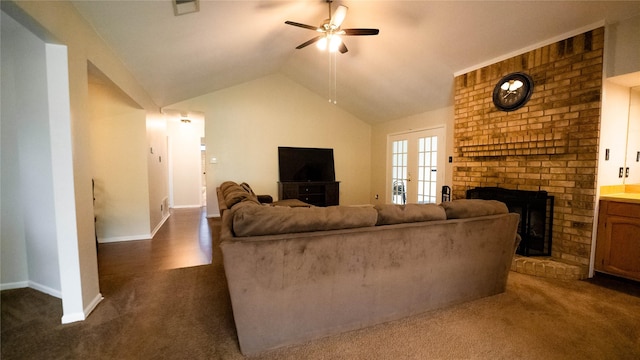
top-left (388, 127), bottom-right (445, 204)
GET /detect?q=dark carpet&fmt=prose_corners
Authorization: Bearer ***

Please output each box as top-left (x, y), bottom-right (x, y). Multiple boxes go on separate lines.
top-left (2, 218), bottom-right (640, 359)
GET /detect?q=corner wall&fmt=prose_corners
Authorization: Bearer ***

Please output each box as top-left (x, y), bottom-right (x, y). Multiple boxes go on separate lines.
top-left (3, 0), bottom-right (166, 322)
top-left (1, 11), bottom-right (61, 294)
top-left (453, 28), bottom-right (604, 267)
top-left (88, 80), bottom-right (151, 242)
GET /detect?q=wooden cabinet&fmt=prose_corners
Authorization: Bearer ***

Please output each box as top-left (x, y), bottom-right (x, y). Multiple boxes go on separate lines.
top-left (278, 181), bottom-right (339, 207)
top-left (595, 200), bottom-right (640, 281)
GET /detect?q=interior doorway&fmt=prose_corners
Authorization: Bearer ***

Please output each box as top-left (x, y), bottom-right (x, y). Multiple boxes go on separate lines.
top-left (166, 111), bottom-right (205, 209)
top-left (388, 127), bottom-right (446, 204)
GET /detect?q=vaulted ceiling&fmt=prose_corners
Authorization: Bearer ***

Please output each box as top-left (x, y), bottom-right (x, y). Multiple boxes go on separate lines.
top-left (71, 1), bottom-right (640, 124)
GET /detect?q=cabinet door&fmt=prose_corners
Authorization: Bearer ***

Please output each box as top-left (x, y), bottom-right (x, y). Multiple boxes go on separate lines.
top-left (325, 182), bottom-right (339, 206)
top-left (280, 183), bottom-right (299, 199)
top-left (601, 215), bottom-right (640, 279)
top-left (595, 201), bottom-right (640, 281)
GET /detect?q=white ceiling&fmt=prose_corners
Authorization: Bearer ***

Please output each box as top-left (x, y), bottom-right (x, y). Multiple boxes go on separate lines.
top-left (71, 0), bottom-right (640, 124)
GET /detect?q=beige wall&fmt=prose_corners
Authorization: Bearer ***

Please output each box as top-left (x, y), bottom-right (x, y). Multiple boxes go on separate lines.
top-left (88, 81), bottom-right (151, 242)
top-left (169, 74), bottom-right (372, 216)
top-left (146, 114), bottom-right (170, 232)
top-left (370, 107), bottom-right (455, 205)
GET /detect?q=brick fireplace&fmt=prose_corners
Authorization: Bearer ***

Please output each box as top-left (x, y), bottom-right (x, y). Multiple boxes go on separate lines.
top-left (453, 28), bottom-right (604, 273)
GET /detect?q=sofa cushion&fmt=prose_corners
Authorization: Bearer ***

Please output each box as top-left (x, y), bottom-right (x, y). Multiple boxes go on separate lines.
top-left (270, 199), bottom-right (313, 208)
top-left (441, 199), bottom-right (508, 219)
top-left (375, 204), bottom-right (446, 225)
top-left (220, 181), bottom-right (240, 194)
top-left (240, 182), bottom-right (256, 196)
top-left (220, 181), bottom-right (260, 208)
top-left (231, 203), bottom-right (378, 237)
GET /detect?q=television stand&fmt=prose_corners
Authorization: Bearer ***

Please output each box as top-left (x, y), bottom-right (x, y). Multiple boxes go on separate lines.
top-left (278, 181), bottom-right (339, 207)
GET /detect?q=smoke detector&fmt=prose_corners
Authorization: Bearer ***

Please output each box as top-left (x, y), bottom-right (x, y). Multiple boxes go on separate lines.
top-left (173, 0), bottom-right (199, 16)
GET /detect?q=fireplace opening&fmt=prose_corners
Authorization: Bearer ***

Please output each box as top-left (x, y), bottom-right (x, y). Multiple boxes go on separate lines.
top-left (466, 187), bottom-right (554, 256)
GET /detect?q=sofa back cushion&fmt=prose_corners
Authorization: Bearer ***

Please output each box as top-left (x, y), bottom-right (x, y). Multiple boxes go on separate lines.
top-left (220, 181), bottom-right (260, 208)
top-left (374, 204), bottom-right (446, 225)
top-left (441, 199), bottom-right (508, 219)
top-left (231, 203), bottom-right (378, 237)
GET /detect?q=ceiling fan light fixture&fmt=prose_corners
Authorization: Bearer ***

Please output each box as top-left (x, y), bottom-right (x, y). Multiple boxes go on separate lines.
top-left (329, 35), bottom-right (342, 52)
top-left (284, 0), bottom-right (378, 54)
top-left (332, 5), bottom-right (348, 28)
top-left (317, 37), bottom-right (328, 51)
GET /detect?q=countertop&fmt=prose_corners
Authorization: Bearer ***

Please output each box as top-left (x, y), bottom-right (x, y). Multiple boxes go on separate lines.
top-left (599, 192), bottom-right (640, 204)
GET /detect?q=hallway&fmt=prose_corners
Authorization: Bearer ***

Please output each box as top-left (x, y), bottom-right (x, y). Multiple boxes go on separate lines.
top-left (97, 207), bottom-right (213, 277)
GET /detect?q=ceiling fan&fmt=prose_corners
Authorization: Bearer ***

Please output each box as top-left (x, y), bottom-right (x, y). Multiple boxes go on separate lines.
top-left (285, 0), bottom-right (379, 54)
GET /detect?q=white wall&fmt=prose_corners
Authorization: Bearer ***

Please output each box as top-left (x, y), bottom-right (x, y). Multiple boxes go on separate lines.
top-left (628, 86), bottom-right (640, 184)
top-left (370, 106), bottom-right (454, 205)
top-left (600, 79), bottom-right (632, 186)
top-left (88, 80), bottom-right (151, 242)
top-left (1, 11), bottom-right (34, 290)
top-left (1, 11), bottom-right (61, 296)
top-left (168, 74), bottom-right (372, 216)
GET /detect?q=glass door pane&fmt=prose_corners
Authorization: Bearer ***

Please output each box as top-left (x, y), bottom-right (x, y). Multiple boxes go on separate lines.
top-left (417, 136), bottom-right (438, 203)
top-left (391, 140), bottom-right (408, 204)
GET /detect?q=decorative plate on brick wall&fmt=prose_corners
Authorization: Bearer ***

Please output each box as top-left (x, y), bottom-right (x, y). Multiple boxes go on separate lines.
top-left (492, 72), bottom-right (534, 112)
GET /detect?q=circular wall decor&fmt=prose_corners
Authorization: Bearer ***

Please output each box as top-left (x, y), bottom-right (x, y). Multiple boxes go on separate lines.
top-left (492, 72), bottom-right (534, 112)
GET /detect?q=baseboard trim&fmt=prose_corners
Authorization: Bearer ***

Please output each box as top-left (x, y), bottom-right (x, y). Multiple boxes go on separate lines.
top-left (61, 312), bottom-right (85, 324)
top-left (1, 280), bottom-right (62, 299)
top-left (0, 280), bottom-right (29, 291)
top-left (60, 292), bottom-right (103, 324)
top-left (171, 205), bottom-right (202, 209)
top-left (29, 281), bottom-right (62, 298)
top-left (98, 212), bottom-right (172, 243)
top-left (99, 233), bottom-right (152, 243)
top-left (151, 211), bottom-right (171, 238)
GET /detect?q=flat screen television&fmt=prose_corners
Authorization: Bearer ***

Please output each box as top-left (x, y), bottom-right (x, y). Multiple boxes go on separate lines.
top-left (278, 147), bottom-right (335, 182)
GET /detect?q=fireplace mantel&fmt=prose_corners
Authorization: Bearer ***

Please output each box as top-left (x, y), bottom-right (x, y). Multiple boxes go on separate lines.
top-left (459, 132), bottom-right (568, 157)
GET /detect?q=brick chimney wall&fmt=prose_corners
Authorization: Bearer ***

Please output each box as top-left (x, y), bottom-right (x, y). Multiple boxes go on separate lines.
top-left (453, 28), bottom-right (604, 266)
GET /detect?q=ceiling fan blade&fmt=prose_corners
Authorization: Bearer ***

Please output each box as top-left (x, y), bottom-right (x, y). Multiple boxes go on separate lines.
top-left (296, 36), bottom-right (323, 49)
top-left (331, 5), bottom-right (348, 27)
top-left (285, 21), bottom-right (320, 31)
top-left (338, 42), bottom-right (348, 54)
top-left (342, 28), bottom-right (380, 36)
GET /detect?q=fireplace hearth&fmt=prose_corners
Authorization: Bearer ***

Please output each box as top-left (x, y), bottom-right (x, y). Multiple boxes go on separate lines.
top-left (466, 187), bottom-right (554, 256)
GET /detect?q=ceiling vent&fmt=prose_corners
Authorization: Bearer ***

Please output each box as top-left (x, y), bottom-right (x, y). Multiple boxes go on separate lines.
top-left (173, 0), bottom-right (199, 16)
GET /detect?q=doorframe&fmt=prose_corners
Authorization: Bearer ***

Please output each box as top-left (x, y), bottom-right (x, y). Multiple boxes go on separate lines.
top-left (385, 126), bottom-right (447, 204)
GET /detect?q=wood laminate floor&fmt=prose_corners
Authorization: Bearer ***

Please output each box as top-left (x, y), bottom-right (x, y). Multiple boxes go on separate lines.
top-left (97, 207), bottom-right (213, 277)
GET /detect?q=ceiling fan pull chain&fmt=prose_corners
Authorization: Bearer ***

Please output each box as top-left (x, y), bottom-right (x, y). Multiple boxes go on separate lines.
top-left (333, 52), bottom-right (337, 104)
top-left (328, 51), bottom-right (337, 105)
top-left (328, 51), bottom-right (332, 103)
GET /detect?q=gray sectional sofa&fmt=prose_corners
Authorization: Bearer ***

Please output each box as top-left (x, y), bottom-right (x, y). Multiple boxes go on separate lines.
top-left (217, 181), bottom-right (521, 355)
